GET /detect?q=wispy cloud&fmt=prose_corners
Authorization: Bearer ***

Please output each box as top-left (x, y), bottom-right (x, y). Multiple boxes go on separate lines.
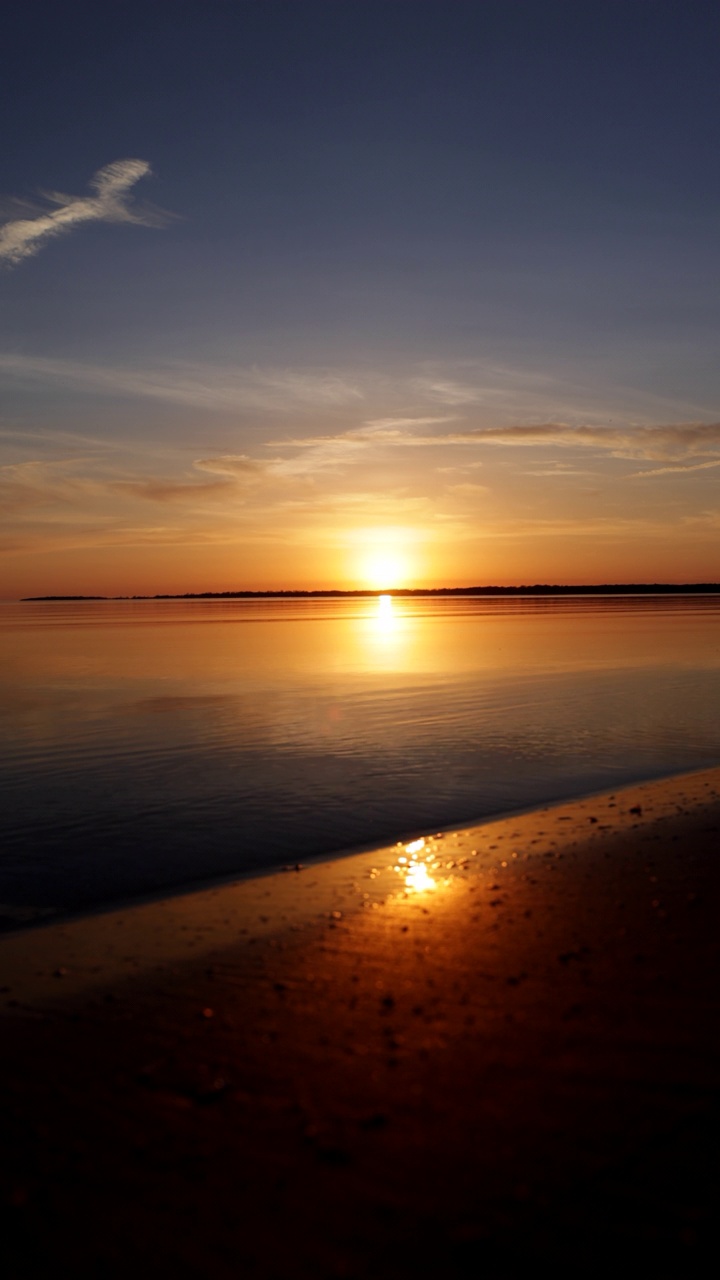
top-left (272, 418), bottom-right (720, 469)
top-left (364, 416), bottom-right (457, 430)
top-left (444, 482), bottom-right (490, 497)
top-left (110, 478), bottom-right (236, 503)
top-left (629, 458), bottom-right (720, 478)
top-left (444, 421), bottom-right (720, 462)
top-left (521, 468), bottom-right (595, 477)
top-left (411, 358), bottom-right (719, 424)
top-left (0, 457), bottom-right (238, 518)
top-left (411, 378), bottom-right (484, 406)
top-left (0, 424), bottom-right (124, 453)
top-left (258, 488), bottom-right (438, 527)
top-left (0, 459), bottom-right (119, 516)
top-left (193, 455), bottom-right (269, 479)
top-left (0, 160), bottom-right (171, 266)
top-left (271, 420), bottom-right (458, 465)
top-left (0, 353), bottom-right (363, 412)
top-left (2, 347), bottom-right (713, 432)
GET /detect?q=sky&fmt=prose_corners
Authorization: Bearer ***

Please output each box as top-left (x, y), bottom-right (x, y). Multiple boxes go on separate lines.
top-left (2, 0), bottom-right (720, 596)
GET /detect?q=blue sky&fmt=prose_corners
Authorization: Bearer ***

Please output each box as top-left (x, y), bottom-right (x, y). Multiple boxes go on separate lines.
top-left (3, 1), bottom-right (720, 594)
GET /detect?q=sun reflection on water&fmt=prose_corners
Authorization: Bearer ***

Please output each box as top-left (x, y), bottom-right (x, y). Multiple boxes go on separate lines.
top-left (373, 593), bottom-right (397, 635)
top-left (353, 592), bottom-right (419, 672)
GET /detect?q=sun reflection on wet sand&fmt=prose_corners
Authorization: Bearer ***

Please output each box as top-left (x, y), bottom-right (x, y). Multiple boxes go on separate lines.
top-left (393, 835), bottom-right (440, 894)
top-left (404, 861), bottom-right (436, 893)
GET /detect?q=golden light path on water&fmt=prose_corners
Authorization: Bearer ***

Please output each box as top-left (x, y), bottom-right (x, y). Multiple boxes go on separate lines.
top-left (357, 592), bottom-right (411, 672)
top-left (371, 592), bottom-right (397, 636)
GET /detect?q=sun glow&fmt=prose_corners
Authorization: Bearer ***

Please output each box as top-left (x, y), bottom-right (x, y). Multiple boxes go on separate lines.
top-left (360, 551), bottom-right (409, 591)
top-left (349, 527), bottom-right (419, 590)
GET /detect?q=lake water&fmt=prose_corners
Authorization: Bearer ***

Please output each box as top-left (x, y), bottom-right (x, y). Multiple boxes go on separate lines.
top-left (1, 594), bottom-right (720, 927)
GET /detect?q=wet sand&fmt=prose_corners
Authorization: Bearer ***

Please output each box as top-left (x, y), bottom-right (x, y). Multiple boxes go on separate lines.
top-left (2, 768), bottom-right (720, 1277)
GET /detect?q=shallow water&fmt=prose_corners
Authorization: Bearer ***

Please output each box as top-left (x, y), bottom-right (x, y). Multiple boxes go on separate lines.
top-left (2, 594), bottom-right (719, 925)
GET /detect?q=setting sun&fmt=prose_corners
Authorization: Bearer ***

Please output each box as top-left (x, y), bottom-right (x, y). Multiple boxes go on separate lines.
top-left (360, 552), bottom-right (409, 590)
top-left (350, 529), bottom-right (418, 590)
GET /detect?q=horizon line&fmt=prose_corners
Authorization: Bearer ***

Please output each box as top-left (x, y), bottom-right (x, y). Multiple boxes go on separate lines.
top-left (19, 582), bottom-right (720, 602)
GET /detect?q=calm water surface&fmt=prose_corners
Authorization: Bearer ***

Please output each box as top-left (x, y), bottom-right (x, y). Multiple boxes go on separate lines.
top-left (1, 594), bottom-right (719, 925)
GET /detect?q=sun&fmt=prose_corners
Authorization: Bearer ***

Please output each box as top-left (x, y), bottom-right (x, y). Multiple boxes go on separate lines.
top-left (347, 526), bottom-right (419, 590)
top-left (359, 549), bottom-right (410, 591)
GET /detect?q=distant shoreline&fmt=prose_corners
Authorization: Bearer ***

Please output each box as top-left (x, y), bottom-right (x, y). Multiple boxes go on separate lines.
top-left (19, 583), bottom-right (720, 601)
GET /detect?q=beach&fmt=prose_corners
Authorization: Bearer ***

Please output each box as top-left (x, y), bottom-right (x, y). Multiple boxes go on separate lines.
top-left (2, 767), bottom-right (720, 1277)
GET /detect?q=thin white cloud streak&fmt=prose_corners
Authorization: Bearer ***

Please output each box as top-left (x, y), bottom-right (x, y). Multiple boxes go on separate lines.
top-left (0, 354), bottom-right (560, 422)
top-left (2, 349), bottom-right (713, 428)
top-left (629, 458), bottom-right (720, 477)
top-left (0, 353), bottom-right (363, 412)
top-left (521, 469), bottom-right (595, 477)
top-left (193, 455), bottom-right (269, 478)
top-left (412, 360), bottom-right (719, 422)
top-left (411, 379), bottom-right (483, 406)
top-left (0, 425), bottom-right (123, 452)
top-left (0, 160), bottom-right (170, 266)
top-left (364, 416), bottom-right (457, 429)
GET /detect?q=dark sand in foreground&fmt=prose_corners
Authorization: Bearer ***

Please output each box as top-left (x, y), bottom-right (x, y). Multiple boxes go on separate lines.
top-left (2, 769), bottom-right (720, 1276)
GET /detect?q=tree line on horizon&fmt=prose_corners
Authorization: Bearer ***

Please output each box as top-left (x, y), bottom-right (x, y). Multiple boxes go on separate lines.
top-left (22, 583), bottom-right (720, 601)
